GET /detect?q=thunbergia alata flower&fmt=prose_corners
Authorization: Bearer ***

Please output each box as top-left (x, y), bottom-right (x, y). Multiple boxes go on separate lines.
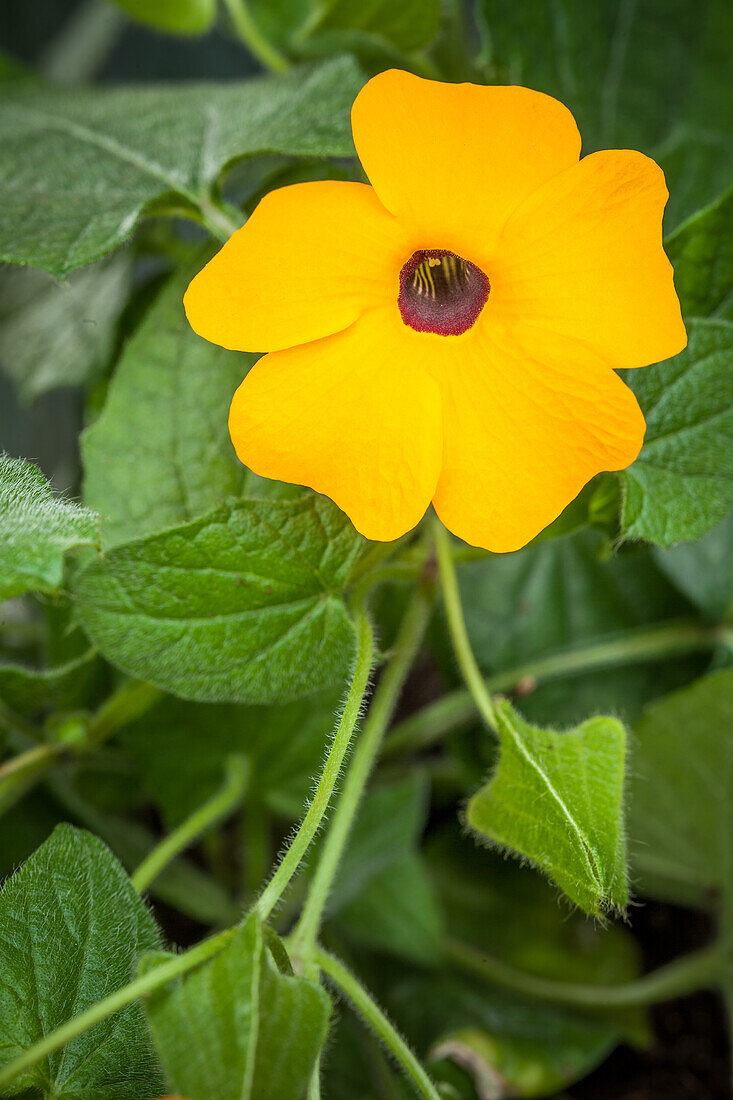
top-left (184, 70), bottom-right (686, 551)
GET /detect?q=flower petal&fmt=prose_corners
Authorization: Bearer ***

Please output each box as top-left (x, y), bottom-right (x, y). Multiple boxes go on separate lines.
top-left (351, 70), bottom-right (581, 265)
top-left (429, 319), bottom-right (646, 552)
top-left (491, 150), bottom-right (687, 369)
top-left (229, 309), bottom-right (443, 541)
top-left (184, 181), bottom-right (409, 353)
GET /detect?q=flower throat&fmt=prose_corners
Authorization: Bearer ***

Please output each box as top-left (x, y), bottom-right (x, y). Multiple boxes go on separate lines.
top-left (398, 249), bottom-right (490, 336)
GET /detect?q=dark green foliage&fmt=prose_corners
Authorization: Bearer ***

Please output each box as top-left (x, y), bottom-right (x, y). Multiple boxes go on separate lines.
top-left (144, 913), bottom-right (330, 1100)
top-left (0, 5), bottom-right (730, 1098)
top-left (73, 496), bottom-right (363, 703)
top-left (0, 58), bottom-right (363, 275)
top-left (623, 320), bottom-right (733, 545)
top-left (0, 825), bottom-right (163, 1099)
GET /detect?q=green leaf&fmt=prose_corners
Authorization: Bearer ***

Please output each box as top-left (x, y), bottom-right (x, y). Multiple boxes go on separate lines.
top-left (0, 51), bottom-right (31, 85)
top-left (430, 830), bottom-right (643, 1025)
top-left (112, 0), bottom-right (216, 35)
top-left (298, 28), bottom-right (419, 74)
top-left (312, 0), bottom-right (441, 52)
top-left (665, 186), bottom-right (733, 320)
top-left (0, 792), bottom-right (62, 884)
top-left (0, 57), bottom-right (363, 276)
top-left (246, 0), bottom-right (313, 49)
top-left (622, 319), bottom-right (733, 546)
top-left (370, 831), bottom-right (646, 1093)
top-left (455, 528), bottom-right (698, 727)
top-left (45, 769), bottom-right (238, 927)
top-left (0, 454), bottom-right (99, 599)
top-left (82, 255), bottom-right (253, 547)
top-left (121, 689), bottom-right (341, 828)
top-left (628, 668), bottom-right (733, 911)
top-left (654, 508), bottom-right (733, 620)
top-left (657, 128), bottom-right (733, 233)
top-left (144, 912), bottom-right (330, 1100)
top-left (249, 0), bottom-right (440, 54)
top-left (467, 700), bottom-right (628, 915)
top-left (0, 824), bottom-right (163, 1099)
top-left (0, 256), bottom-right (129, 402)
top-left (325, 774), bottom-right (444, 965)
top-left (0, 650), bottom-right (98, 715)
top-left (429, 1028), bottom-right (606, 1100)
top-left (73, 495), bottom-right (362, 703)
top-left (476, 0), bottom-right (733, 224)
top-left (383, 971), bottom-right (628, 1100)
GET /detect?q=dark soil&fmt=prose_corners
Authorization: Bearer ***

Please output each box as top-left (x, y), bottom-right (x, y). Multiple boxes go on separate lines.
top-left (573, 901), bottom-right (731, 1099)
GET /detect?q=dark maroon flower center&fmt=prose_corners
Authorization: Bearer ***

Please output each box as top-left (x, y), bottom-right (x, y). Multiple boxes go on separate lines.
top-left (398, 249), bottom-right (490, 336)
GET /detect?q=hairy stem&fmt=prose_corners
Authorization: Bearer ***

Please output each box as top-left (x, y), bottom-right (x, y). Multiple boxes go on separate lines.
top-left (447, 937), bottom-right (724, 1008)
top-left (0, 928), bottom-right (235, 1090)
top-left (385, 618), bottom-right (726, 758)
top-left (256, 603), bottom-right (374, 920)
top-left (132, 756), bottom-right (248, 895)
top-left (289, 583), bottom-right (433, 958)
top-left (316, 949), bottom-right (442, 1100)
top-left (432, 516), bottom-right (499, 732)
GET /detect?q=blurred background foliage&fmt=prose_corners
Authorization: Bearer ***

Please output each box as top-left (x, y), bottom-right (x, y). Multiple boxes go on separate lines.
top-left (0, 1), bottom-right (732, 1098)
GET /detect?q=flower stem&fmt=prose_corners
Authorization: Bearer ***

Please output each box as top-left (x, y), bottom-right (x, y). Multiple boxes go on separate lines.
top-left (194, 197), bottom-right (242, 242)
top-left (86, 679), bottom-right (161, 744)
top-left (0, 927), bottom-right (235, 1091)
top-left (0, 741), bottom-right (64, 784)
top-left (385, 618), bottom-right (726, 758)
top-left (132, 756), bottom-right (248, 895)
top-left (315, 949), bottom-right (442, 1100)
top-left (447, 937), bottom-right (724, 1008)
top-left (0, 741), bottom-right (66, 816)
top-left (221, 0), bottom-right (290, 73)
top-left (432, 516), bottom-right (499, 732)
top-left (289, 583), bottom-right (433, 959)
top-left (348, 534), bottom-right (415, 585)
top-left (256, 602), bottom-right (375, 920)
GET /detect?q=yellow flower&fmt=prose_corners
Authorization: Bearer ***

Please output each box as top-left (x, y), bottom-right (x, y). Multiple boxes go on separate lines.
top-left (184, 70), bottom-right (686, 551)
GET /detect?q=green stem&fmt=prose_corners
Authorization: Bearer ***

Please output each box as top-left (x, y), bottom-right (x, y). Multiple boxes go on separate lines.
top-left (447, 938), bottom-right (724, 1008)
top-left (348, 561), bottom-right (422, 609)
top-left (40, 0), bottom-right (124, 84)
top-left (132, 756), bottom-right (247, 895)
top-left (222, 0), bottom-right (291, 73)
top-left (87, 680), bottom-right (161, 744)
top-left (315, 949), bottom-right (442, 1100)
top-left (385, 618), bottom-right (725, 758)
top-left (194, 197), bottom-right (242, 242)
top-left (0, 741), bottom-right (63, 783)
top-left (0, 680), bottom-right (161, 813)
top-left (256, 603), bottom-right (375, 920)
top-left (348, 534), bottom-right (416, 585)
top-left (0, 927), bottom-right (234, 1090)
top-left (432, 517), bottom-right (499, 732)
top-left (307, 1052), bottom-right (323, 1100)
top-left (290, 584), bottom-right (433, 958)
top-left (0, 741), bottom-right (65, 816)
